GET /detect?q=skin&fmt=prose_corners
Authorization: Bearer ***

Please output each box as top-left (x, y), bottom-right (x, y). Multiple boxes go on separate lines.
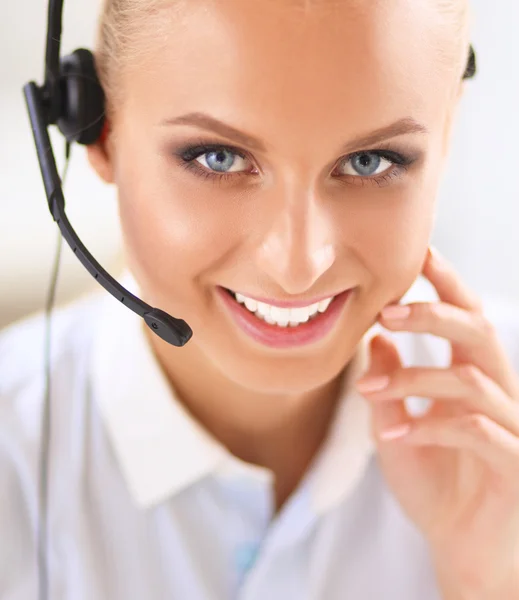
top-left (88, 0), bottom-right (466, 509)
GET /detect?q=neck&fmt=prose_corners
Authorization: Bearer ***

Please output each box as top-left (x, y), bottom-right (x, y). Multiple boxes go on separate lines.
top-left (145, 327), bottom-right (350, 511)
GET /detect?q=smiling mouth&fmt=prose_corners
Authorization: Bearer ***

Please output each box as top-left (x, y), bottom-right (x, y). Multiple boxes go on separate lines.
top-left (217, 285), bottom-right (354, 349)
top-left (223, 287), bottom-right (337, 328)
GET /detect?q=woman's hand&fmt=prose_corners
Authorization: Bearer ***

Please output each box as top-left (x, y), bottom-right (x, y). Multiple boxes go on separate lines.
top-left (356, 248), bottom-right (519, 599)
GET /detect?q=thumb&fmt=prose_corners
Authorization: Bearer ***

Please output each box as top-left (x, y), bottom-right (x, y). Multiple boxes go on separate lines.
top-left (364, 335), bottom-right (409, 440)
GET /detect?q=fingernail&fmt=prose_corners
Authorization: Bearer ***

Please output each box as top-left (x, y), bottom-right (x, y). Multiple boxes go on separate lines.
top-left (429, 246), bottom-right (443, 262)
top-left (381, 305), bottom-right (411, 321)
top-left (356, 375), bottom-right (390, 393)
top-left (380, 424), bottom-right (411, 441)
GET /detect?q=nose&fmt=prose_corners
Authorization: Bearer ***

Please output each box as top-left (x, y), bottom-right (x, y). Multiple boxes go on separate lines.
top-left (255, 188), bottom-right (336, 295)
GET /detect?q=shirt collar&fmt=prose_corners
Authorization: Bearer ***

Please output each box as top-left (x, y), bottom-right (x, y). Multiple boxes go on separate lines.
top-left (306, 336), bottom-right (375, 514)
top-left (90, 271), bottom-right (376, 512)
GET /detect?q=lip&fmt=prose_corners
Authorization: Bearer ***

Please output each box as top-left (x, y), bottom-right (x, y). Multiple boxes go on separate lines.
top-left (216, 286), bottom-right (353, 349)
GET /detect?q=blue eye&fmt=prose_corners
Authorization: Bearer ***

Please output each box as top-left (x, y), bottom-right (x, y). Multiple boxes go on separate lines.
top-left (342, 152), bottom-right (392, 177)
top-left (177, 144), bottom-right (252, 181)
top-left (199, 148), bottom-right (248, 173)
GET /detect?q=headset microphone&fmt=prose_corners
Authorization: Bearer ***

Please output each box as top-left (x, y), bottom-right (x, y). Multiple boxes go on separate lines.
top-left (23, 0), bottom-right (193, 348)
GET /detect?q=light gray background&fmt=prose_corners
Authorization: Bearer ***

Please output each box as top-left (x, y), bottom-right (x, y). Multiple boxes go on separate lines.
top-left (0, 0), bottom-right (517, 329)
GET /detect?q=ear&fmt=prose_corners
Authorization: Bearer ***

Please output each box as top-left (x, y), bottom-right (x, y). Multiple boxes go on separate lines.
top-left (86, 121), bottom-right (115, 184)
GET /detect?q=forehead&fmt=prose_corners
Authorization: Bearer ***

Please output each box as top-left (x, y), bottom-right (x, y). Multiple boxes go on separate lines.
top-left (127, 0), bottom-right (454, 146)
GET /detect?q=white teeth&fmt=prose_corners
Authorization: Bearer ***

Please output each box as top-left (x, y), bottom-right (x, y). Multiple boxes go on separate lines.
top-left (230, 290), bottom-right (335, 327)
top-left (270, 307), bottom-right (290, 326)
top-left (244, 298), bottom-right (258, 312)
top-left (318, 298), bottom-right (332, 313)
top-left (256, 302), bottom-right (271, 318)
top-left (309, 303), bottom-right (320, 316)
top-left (290, 307), bottom-right (310, 323)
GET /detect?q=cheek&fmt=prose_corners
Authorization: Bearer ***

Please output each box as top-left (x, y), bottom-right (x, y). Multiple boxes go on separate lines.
top-left (350, 185), bottom-right (436, 296)
top-left (115, 162), bottom-right (240, 308)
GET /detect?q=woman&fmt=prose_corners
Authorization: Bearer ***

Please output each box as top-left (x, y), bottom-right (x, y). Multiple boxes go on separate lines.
top-left (2, 0), bottom-right (519, 598)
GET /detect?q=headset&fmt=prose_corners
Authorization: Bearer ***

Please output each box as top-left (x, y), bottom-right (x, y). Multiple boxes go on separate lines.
top-left (22, 1), bottom-right (477, 599)
top-left (23, 1), bottom-right (193, 349)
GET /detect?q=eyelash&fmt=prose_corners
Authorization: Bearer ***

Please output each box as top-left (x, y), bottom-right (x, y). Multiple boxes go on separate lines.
top-left (174, 140), bottom-right (416, 188)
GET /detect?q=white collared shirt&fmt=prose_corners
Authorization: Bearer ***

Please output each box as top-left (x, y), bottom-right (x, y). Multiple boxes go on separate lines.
top-left (1, 273), bottom-right (518, 600)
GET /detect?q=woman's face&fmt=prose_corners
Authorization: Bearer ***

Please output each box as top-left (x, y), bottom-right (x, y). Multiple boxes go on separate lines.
top-left (90, 0), bottom-right (464, 394)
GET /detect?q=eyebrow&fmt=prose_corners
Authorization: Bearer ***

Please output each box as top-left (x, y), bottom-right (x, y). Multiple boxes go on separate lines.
top-left (160, 112), bottom-right (429, 154)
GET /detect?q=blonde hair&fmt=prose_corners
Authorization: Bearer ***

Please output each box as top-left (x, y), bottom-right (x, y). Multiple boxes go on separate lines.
top-left (95, 0), bottom-right (179, 116)
top-left (94, 0), bottom-right (472, 117)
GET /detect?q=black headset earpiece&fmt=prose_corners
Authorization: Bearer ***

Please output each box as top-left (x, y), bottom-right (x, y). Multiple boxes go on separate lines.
top-left (463, 45), bottom-right (477, 80)
top-left (58, 48), bottom-right (105, 145)
top-left (23, 0), bottom-right (193, 348)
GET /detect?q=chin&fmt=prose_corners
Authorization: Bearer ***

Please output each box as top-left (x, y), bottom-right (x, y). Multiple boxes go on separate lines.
top-left (209, 335), bottom-right (359, 396)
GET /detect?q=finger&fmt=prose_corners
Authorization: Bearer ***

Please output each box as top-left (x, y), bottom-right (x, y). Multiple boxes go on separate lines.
top-left (379, 301), bottom-right (519, 398)
top-left (362, 365), bottom-right (519, 438)
top-left (380, 301), bottom-right (486, 346)
top-left (360, 335), bottom-right (409, 437)
top-left (398, 413), bottom-right (519, 490)
top-left (361, 336), bottom-right (436, 489)
top-left (423, 247), bottom-right (483, 313)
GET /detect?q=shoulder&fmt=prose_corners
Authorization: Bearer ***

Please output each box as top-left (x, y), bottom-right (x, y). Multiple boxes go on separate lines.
top-left (0, 292), bottom-right (105, 470)
top-left (0, 292), bottom-right (107, 590)
top-left (0, 292), bottom-right (103, 401)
